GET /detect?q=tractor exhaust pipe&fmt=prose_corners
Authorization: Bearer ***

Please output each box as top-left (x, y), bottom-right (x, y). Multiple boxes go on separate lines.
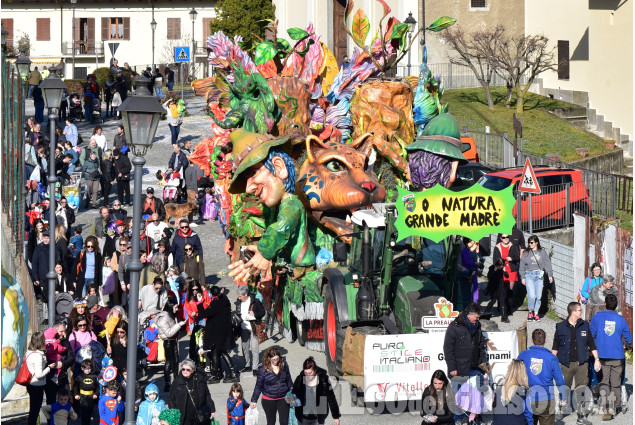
top-left (357, 224), bottom-right (372, 320)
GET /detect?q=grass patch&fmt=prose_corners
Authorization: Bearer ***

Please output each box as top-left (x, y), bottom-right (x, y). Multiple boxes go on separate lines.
top-left (617, 210), bottom-right (633, 231)
top-left (444, 87), bottom-right (610, 162)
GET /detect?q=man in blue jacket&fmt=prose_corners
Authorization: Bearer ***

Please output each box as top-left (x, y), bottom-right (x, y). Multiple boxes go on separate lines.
top-left (518, 328), bottom-right (567, 425)
top-left (552, 301), bottom-right (600, 425)
top-left (589, 294), bottom-right (633, 420)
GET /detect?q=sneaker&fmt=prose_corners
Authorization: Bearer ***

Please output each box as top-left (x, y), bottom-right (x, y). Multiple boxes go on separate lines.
top-left (528, 312), bottom-right (534, 321)
top-left (534, 314), bottom-right (541, 321)
top-left (576, 417), bottom-right (593, 425)
top-left (239, 366), bottom-right (252, 373)
top-left (501, 317), bottom-right (510, 323)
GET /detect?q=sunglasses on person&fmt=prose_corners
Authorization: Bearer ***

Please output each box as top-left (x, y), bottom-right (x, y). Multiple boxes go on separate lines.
top-left (501, 236), bottom-right (509, 239)
top-left (180, 225), bottom-right (189, 230)
top-left (114, 203), bottom-right (121, 207)
top-left (77, 323), bottom-right (87, 328)
top-left (86, 244), bottom-right (94, 249)
top-left (529, 241), bottom-right (536, 245)
top-left (185, 247), bottom-right (192, 252)
top-left (117, 330), bottom-right (126, 335)
top-left (181, 367), bottom-right (193, 372)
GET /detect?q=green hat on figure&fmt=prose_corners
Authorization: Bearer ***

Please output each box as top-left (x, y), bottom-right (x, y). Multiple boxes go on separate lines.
top-left (158, 409), bottom-right (180, 425)
top-left (228, 129), bottom-right (293, 194)
top-left (406, 113), bottom-right (468, 163)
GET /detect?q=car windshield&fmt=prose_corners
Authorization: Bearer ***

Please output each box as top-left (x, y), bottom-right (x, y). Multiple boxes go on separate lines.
top-left (477, 175), bottom-right (513, 191)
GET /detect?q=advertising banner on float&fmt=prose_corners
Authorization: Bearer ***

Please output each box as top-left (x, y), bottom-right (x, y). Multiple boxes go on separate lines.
top-left (363, 297), bottom-right (519, 401)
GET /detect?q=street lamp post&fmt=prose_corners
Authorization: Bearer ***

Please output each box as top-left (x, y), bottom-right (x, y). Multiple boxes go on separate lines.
top-left (151, 19), bottom-right (157, 71)
top-left (189, 8), bottom-right (198, 80)
top-left (15, 49), bottom-right (32, 103)
top-left (39, 70), bottom-right (67, 326)
top-left (404, 12), bottom-right (417, 76)
top-left (71, 0), bottom-right (77, 79)
top-left (117, 74), bottom-right (164, 425)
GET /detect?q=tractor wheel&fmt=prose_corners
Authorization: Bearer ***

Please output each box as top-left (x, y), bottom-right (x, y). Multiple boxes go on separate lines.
top-left (323, 284), bottom-right (345, 376)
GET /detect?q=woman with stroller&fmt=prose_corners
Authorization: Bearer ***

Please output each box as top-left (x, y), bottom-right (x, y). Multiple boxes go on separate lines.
top-left (155, 301), bottom-right (187, 392)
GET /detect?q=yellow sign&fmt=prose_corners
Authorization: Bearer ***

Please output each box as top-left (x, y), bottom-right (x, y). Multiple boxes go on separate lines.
top-left (395, 184), bottom-right (516, 242)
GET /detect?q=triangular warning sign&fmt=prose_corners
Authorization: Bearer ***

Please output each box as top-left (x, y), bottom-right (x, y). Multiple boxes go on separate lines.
top-left (177, 49), bottom-right (188, 60)
top-left (519, 157), bottom-right (541, 194)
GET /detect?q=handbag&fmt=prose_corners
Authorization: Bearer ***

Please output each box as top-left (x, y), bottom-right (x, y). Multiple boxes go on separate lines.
top-left (577, 277), bottom-right (593, 304)
top-left (254, 321), bottom-right (268, 344)
top-left (157, 339), bottom-right (165, 362)
top-left (231, 311), bottom-right (243, 329)
top-left (15, 353), bottom-right (34, 386)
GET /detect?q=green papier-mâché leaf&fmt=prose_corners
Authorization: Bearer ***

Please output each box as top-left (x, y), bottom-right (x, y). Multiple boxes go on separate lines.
top-left (352, 8), bottom-right (370, 45)
top-left (287, 28), bottom-right (310, 40)
top-left (426, 16), bottom-right (456, 32)
top-left (390, 22), bottom-right (410, 40)
top-left (254, 41), bottom-right (278, 65)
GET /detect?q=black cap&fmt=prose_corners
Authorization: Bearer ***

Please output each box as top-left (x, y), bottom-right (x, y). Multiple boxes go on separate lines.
top-left (113, 148), bottom-right (121, 156)
top-left (43, 230), bottom-right (50, 237)
top-left (146, 187), bottom-right (154, 194)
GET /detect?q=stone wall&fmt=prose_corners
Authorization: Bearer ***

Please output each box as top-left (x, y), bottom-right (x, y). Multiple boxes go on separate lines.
top-left (568, 148), bottom-right (625, 175)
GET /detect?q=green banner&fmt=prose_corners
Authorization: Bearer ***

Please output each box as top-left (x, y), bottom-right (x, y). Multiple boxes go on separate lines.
top-left (395, 184), bottom-right (516, 242)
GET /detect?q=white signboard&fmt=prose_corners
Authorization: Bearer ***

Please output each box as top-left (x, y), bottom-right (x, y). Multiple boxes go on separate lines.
top-left (364, 298), bottom-right (520, 402)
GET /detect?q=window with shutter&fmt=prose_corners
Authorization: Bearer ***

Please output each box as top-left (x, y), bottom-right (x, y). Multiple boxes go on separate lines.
top-left (1, 19), bottom-right (13, 47)
top-left (123, 17), bottom-right (130, 40)
top-left (558, 40), bottom-right (570, 80)
top-left (202, 17), bottom-right (213, 39)
top-left (101, 17), bottom-right (109, 41)
top-left (167, 18), bottom-right (181, 40)
top-left (109, 18), bottom-right (125, 39)
top-left (36, 18), bottom-right (50, 41)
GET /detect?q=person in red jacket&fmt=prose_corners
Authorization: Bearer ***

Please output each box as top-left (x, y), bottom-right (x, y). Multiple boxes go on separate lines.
top-left (184, 280), bottom-right (210, 366)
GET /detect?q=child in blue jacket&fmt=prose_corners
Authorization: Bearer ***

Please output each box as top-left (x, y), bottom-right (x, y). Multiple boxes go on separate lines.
top-left (99, 380), bottom-right (125, 425)
top-left (227, 383), bottom-right (246, 425)
top-left (137, 383), bottom-right (167, 425)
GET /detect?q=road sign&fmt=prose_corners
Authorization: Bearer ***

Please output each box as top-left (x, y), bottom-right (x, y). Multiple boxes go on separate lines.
top-left (519, 157), bottom-right (541, 194)
top-left (174, 46), bottom-right (190, 63)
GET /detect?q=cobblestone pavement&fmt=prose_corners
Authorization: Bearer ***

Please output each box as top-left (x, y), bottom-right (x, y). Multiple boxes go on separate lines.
top-left (16, 95), bottom-right (632, 425)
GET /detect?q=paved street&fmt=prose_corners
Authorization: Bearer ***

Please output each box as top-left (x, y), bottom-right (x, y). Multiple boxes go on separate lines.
top-left (13, 94), bottom-right (633, 425)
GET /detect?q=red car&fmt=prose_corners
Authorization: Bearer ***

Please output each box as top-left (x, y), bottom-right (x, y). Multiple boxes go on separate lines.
top-left (477, 166), bottom-right (592, 226)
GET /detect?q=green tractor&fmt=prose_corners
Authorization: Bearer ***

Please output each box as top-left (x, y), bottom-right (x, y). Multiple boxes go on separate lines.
top-left (319, 203), bottom-right (461, 376)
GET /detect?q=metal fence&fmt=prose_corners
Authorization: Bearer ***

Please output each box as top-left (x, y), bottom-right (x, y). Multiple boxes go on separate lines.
top-left (465, 129), bottom-right (516, 169)
top-left (394, 63), bottom-right (527, 90)
top-left (1, 49), bottom-right (26, 255)
top-left (517, 151), bottom-right (619, 220)
top-left (514, 182), bottom-right (582, 233)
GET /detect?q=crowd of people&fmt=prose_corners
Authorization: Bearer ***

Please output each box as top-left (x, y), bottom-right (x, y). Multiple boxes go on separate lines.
top-left (20, 64), bottom-right (632, 425)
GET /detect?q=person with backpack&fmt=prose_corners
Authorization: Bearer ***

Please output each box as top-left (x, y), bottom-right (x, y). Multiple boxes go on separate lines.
top-left (24, 332), bottom-right (55, 425)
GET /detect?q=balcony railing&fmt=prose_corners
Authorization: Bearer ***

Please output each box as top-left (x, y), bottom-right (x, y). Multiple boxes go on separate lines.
top-left (62, 41), bottom-right (105, 56)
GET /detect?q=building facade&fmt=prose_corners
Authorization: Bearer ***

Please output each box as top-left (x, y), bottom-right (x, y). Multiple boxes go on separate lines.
top-left (1, 0), bottom-right (217, 80)
top-left (525, 0), bottom-right (633, 145)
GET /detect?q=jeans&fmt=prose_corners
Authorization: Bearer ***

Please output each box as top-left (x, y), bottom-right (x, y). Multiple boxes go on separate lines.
top-left (169, 124), bottom-right (181, 145)
top-left (155, 87), bottom-right (164, 99)
top-left (84, 104), bottom-right (92, 122)
top-left (167, 82), bottom-right (174, 91)
top-left (524, 270), bottom-right (543, 313)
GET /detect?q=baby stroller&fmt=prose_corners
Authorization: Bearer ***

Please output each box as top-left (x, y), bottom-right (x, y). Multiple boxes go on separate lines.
top-left (91, 98), bottom-right (104, 123)
top-left (137, 309), bottom-right (173, 376)
top-left (69, 93), bottom-right (83, 120)
top-left (156, 170), bottom-right (180, 203)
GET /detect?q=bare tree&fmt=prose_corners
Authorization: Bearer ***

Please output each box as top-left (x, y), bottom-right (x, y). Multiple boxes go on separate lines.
top-left (441, 25), bottom-right (505, 110)
top-left (490, 34), bottom-right (556, 115)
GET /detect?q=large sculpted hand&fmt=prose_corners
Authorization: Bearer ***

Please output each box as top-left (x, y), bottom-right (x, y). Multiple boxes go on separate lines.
top-left (228, 245), bottom-right (272, 283)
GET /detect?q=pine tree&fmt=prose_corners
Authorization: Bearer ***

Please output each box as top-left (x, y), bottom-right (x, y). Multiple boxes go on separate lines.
top-left (209, 0), bottom-right (276, 50)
